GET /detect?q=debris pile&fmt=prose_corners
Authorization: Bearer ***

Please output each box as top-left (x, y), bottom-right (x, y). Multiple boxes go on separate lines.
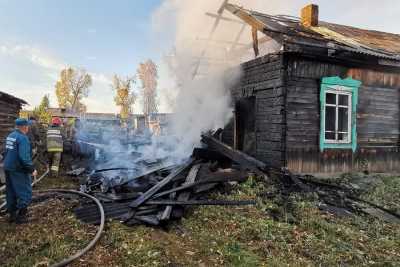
top-left (66, 131), bottom-right (400, 227)
top-left (72, 133), bottom-right (257, 226)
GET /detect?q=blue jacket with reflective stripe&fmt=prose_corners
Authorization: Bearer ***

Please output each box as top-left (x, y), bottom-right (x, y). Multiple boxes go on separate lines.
top-left (3, 129), bottom-right (34, 173)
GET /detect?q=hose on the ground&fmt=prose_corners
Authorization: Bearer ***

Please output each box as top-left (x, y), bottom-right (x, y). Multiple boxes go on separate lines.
top-left (36, 189), bottom-right (105, 267)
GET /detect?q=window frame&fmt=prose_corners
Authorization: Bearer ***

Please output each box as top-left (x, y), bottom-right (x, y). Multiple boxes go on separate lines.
top-left (324, 90), bottom-right (352, 144)
top-left (320, 76), bottom-right (361, 152)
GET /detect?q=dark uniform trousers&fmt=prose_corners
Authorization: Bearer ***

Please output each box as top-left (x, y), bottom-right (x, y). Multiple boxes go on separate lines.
top-left (3, 129), bottom-right (34, 214)
top-left (5, 171), bottom-right (32, 211)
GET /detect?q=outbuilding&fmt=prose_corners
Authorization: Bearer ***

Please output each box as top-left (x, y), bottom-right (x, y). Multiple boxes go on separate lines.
top-left (0, 91), bottom-right (27, 151)
top-left (0, 91), bottom-right (27, 183)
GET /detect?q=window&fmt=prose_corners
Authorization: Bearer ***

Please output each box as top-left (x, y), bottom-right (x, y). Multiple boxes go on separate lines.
top-left (324, 91), bottom-right (351, 143)
top-left (320, 77), bottom-right (361, 152)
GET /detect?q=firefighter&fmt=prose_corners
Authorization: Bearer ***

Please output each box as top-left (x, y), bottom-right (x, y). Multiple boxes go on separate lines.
top-left (3, 118), bottom-right (37, 224)
top-left (47, 117), bottom-right (64, 177)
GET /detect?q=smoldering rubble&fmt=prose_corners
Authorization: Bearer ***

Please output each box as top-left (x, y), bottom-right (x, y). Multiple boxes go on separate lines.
top-left (58, 122), bottom-right (257, 227)
top-left (54, 125), bottom-right (400, 227)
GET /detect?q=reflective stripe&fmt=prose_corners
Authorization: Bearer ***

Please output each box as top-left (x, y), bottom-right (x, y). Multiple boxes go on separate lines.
top-left (47, 127), bottom-right (63, 152)
top-left (47, 134), bottom-right (62, 138)
top-left (48, 148), bottom-right (63, 152)
top-left (6, 137), bottom-right (16, 142)
top-left (51, 166), bottom-right (59, 171)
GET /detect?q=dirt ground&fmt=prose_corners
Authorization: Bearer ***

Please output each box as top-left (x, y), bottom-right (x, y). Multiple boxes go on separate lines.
top-left (0, 174), bottom-right (399, 267)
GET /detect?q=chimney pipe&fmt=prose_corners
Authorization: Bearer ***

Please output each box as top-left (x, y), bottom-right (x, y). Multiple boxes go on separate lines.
top-left (301, 4), bottom-right (319, 27)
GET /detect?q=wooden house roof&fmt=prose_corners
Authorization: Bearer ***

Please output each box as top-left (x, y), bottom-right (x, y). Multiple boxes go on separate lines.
top-left (0, 91), bottom-right (27, 105)
top-left (226, 4), bottom-right (400, 62)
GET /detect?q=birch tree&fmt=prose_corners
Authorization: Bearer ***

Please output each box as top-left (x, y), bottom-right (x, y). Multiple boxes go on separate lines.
top-left (112, 75), bottom-right (136, 122)
top-left (137, 60), bottom-right (158, 123)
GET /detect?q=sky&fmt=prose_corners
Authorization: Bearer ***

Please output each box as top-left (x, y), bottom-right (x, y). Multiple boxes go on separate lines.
top-left (0, 0), bottom-right (399, 113)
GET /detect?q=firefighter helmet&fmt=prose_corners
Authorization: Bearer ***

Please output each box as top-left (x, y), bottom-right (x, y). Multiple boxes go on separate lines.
top-left (51, 117), bottom-right (62, 126)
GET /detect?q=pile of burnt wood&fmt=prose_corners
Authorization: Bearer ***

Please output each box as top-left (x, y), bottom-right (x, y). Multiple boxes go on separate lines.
top-left (73, 132), bottom-right (400, 226)
top-left (73, 134), bottom-right (258, 226)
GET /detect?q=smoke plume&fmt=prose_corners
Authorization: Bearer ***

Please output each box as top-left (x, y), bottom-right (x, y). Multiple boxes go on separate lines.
top-left (151, 0), bottom-right (273, 158)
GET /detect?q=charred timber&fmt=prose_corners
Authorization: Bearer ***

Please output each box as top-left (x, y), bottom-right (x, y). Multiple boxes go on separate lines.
top-left (201, 134), bottom-right (267, 174)
top-left (145, 200), bottom-right (256, 206)
top-left (151, 170), bottom-right (248, 199)
top-left (129, 159), bottom-right (194, 208)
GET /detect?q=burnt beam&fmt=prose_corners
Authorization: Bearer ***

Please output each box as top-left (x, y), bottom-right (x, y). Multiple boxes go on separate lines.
top-left (129, 159), bottom-right (194, 208)
top-left (201, 134), bottom-right (268, 175)
top-left (145, 199), bottom-right (256, 206)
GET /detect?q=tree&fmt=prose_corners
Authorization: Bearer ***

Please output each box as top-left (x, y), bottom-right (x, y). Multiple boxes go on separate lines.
top-left (137, 60), bottom-right (158, 123)
top-left (111, 75), bottom-right (136, 122)
top-left (55, 67), bottom-right (92, 113)
top-left (33, 94), bottom-right (52, 124)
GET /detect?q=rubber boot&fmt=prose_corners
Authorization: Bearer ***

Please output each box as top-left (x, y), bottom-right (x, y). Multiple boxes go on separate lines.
top-left (15, 208), bottom-right (29, 224)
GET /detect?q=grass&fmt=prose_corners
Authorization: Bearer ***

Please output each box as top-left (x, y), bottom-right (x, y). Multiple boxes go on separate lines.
top-left (0, 174), bottom-right (399, 266)
top-left (0, 198), bottom-right (96, 267)
top-left (361, 175), bottom-right (400, 214)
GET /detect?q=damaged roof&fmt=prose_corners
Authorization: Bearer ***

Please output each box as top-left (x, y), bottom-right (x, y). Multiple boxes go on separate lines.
top-left (226, 4), bottom-right (400, 61)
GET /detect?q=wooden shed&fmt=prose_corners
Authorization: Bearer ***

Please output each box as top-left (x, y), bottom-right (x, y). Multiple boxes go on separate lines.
top-left (222, 4), bottom-right (400, 174)
top-left (0, 91), bottom-right (27, 150)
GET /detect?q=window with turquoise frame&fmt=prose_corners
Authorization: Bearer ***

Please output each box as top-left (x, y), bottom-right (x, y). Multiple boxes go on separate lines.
top-left (320, 76), bottom-right (361, 152)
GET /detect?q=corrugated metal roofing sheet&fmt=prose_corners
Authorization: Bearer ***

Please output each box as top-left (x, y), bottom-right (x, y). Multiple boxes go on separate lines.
top-left (227, 4), bottom-right (400, 61)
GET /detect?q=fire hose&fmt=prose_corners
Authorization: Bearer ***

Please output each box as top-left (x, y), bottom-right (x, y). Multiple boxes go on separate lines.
top-left (35, 189), bottom-right (105, 267)
top-left (1, 171), bottom-right (105, 266)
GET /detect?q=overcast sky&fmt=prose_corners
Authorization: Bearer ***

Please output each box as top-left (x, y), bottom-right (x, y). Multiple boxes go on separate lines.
top-left (0, 0), bottom-right (398, 113)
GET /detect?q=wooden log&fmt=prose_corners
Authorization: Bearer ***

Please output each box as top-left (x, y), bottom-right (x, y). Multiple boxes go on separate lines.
top-left (177, 164), bottom-right (201, 202)
top-left (201, 134), bottom-right (267, 174)
top-left (145, 199), bottom-right (256, 206)
top-left (159, 180), bottom-right (179, 221)
top-left (152, 169), bottom-right (247, 199)
top-left (129, 159), bottom-right (194, 208)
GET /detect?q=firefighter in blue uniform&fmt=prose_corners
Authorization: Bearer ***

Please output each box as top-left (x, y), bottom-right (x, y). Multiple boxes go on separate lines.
top-left (3, 118), bottom-right (37, 224)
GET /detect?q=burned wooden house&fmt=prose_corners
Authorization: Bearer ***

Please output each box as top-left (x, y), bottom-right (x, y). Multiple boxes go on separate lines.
top-left (221, 4), bottom-right (400, 174)
top-left (0, 91), bottom-right (27, 150)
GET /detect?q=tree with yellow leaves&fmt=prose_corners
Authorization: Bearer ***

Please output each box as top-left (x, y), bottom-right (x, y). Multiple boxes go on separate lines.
top-left (55, 67), bottom-right (92, 113)
top-left (137, 59), bottom-right (158, 124)
top-left (111, 75), bottom-right (136, 122)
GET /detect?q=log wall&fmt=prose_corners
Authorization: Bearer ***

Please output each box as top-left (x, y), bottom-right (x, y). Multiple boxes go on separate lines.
top-left (0, 93), bottom-right (24, 151)
top-left (225, 53), bottom-right (286, 167)
top-left (225, 53), bottom-right (400, 173)
top-left (285, 55), bottom-right (400, 173)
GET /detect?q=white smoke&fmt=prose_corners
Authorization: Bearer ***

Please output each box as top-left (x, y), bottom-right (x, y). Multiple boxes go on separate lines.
top-left (78, 0), bottom-right (290, 167)
top-left (151, 0), bottom-right (259, 158)
top-left (78, 1), bottom-right (288, 166)
top-left (168, 67), bottom-right (241, 158)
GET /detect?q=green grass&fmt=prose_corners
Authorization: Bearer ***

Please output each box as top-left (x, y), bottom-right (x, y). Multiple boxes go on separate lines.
top-left (361, 175), bottom-right (400, 213)
top-left (1, 175), bottom-right (399, 266)
top-left (0, 198), bottom-right (96, 267)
